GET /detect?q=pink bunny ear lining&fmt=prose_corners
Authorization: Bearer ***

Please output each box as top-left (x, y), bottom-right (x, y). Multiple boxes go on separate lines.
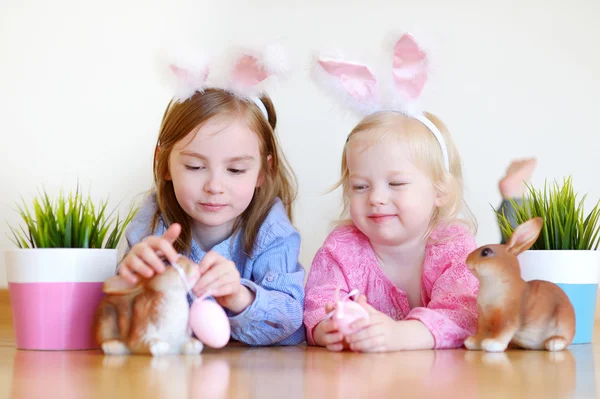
top-left (392, 34), bottom-right (428, 100)
top-left (393, 34), bottom-right (427, 66)
top-left (232, 55), bottom-right (269, 87)
top-left (393, 69), bottom-right (427, 100)
top-left (318, 59), bottom-right (379, 101)
top-left (169, 64), bottom-right (209, 86)
top-left (318, 59), bottom-right (376, 81)
top-left (169, 64), bottom-right (188, 79)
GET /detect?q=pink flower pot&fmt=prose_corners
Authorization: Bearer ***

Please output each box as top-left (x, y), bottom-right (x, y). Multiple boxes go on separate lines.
top-left (5, 249), bottom-right (117, 350)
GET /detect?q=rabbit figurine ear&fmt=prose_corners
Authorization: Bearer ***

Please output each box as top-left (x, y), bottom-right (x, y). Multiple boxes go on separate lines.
top-left (506, 217), bottom-right (544, 255)
top-left (103, 275), bottom-right (142, 295)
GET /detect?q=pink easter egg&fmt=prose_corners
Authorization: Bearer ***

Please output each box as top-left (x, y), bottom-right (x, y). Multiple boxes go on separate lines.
top-left (333, 301), bottom-right (369, 335)
top-left (190, 300), bottom-right (231, 348)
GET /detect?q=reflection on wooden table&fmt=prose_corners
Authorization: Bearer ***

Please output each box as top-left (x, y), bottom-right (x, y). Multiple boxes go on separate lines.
top-left (2, 340), bottom-right (597, 398)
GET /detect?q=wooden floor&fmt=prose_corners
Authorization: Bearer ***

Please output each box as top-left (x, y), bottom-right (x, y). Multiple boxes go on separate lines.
top-left (1, 293), bottom-right (599, 398)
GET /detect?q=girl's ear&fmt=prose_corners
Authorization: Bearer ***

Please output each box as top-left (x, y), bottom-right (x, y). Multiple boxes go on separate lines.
top-left (434, 191), bottom-right (448, 208)
top-left (257, 155), bottom-right (273, 187)
top-left (433, 178), bottom-right (450, 208)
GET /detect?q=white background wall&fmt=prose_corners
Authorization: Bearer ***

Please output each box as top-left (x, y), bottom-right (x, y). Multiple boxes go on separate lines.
top-left (1, 0), bottom-right (599, 287)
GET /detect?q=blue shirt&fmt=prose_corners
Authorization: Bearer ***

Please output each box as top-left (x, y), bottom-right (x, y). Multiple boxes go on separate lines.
top-left (124, 193), bottom-right (306, 346)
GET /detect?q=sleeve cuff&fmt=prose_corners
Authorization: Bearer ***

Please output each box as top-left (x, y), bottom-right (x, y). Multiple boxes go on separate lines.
top-left (227, 279), bottom-right (267, 328)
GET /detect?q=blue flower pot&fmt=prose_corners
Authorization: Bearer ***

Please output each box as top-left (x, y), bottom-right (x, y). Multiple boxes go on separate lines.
top-left (555, 284), bottom-right (598, 344)
top-left (518, 250), bottom-right (600, 345)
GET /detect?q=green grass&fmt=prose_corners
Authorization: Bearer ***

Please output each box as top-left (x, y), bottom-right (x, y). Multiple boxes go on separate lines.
top-left (496, 177), bottom-right (600, 250)
top-left (7, 187), bottom-right (138, 249)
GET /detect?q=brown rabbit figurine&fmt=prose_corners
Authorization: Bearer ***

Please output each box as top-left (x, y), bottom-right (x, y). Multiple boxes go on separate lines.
top-left (464, 217), bottom-right (575, 352)
top-left (93, 256), bottom-right (204, 356)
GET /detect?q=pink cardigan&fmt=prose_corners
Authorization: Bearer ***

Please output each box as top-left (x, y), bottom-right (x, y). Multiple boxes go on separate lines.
top-left (303, 223), bottom-right (479, 349)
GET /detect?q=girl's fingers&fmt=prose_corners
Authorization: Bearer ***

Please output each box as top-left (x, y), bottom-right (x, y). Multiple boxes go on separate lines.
top-left (346, 325), bottom-right (383, 344)
top-left (118, 264), bottom-right (138, 284)
top-left (203, 280), bottom-right (239, 297)
top-left (198, 251), bottom-right (223, 274)
top-left (326, 343), bottom-right (344, 352)
top-left (138, 246), bottom-right (166, 274)
top-left (143, 237), bottom-right (178, 267)
top-left (127, 255), bottom-right (154, 279)
top-left (195, 263), bottom-right (233, 292)
top-left (153, 239), bottom-right (179, 267)
top-left (162, 223), bottom-right (181, 244)
top-left (348, 318), bottom-right (372, 334)
top-left (349, 337), bottom-right (384, 352)
top-left (322, 332), bottom-right (344, 346)
top-left (320, 318), bottom-right (338, 333)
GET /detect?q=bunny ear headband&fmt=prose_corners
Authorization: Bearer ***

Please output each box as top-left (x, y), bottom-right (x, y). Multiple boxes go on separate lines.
top-left (160, 44), bottom-right (288, 120)
top-left (314, 34), bottom-right (450, 172)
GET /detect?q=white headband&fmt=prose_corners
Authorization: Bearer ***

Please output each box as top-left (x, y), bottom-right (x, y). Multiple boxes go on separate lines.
top-left (413, 113), bottom-right (450, 171)
top-left (250, 96), bottom-right (269, 120)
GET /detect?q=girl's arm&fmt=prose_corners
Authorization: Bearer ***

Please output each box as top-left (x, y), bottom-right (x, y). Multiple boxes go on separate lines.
top-left (303, 244), bottom-right (350, 346)
top-left (392, 320), bottom-right (435, 350)
top-left (227, 231), bottom-right (306, 346)
top-left (404, 258), bottom-right (479, 349)
top-left (346, 261), bottom-right (476, 352)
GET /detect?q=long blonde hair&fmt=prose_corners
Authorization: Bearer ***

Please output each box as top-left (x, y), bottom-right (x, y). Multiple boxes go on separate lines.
top-left (152, 88), bottom-right (297, 255)
top-left (332, 111), bottom-right (477, 237)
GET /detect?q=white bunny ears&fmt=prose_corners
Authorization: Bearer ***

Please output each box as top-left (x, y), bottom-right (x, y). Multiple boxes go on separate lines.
top-left (160, 44), bottom-right (289, 120)
top-left (314, 34), bottom-right (450, 172)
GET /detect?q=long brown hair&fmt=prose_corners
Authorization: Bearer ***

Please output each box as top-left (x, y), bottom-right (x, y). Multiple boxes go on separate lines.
top-left (152, 88), bottom-right (297, 255)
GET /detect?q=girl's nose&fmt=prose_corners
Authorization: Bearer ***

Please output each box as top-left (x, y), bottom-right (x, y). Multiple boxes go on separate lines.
top-left (204, 174), bottom-right (224, 195)
top-left (368, 186), bottom-right (388, 206)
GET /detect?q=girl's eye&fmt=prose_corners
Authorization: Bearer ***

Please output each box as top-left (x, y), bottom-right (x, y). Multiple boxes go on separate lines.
top-left (228, 168), bottom-right (247, 175)
top-left (185, 165), bottom-right (204, 171)
top-left (352, 184), bottom-right (368, 191)
top-left (389, 182), bottom-right (407, 187)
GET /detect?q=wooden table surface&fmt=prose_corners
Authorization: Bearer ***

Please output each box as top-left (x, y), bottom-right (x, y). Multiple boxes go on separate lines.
top-left (0, 311), bottom-right (598, 398)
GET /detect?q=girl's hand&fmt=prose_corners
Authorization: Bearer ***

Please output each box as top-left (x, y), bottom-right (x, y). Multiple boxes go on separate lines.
top-left (345, 295), bottom-right (399, 353)
top-left (117, 223), bottom-right (181, 284)
top-left (313, 302), bottom-right (348, 351)
top-left (193, 251), bottom-right (254, 314)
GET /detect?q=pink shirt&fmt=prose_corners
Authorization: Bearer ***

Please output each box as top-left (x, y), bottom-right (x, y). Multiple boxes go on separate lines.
top-left (303, 223), bottom-right (479, 349)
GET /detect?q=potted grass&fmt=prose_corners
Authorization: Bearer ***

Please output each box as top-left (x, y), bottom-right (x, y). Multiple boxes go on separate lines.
top-left (5, 187), bottom-right (137, 350)
top-left (496, 176), bottom-right (600, 344)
